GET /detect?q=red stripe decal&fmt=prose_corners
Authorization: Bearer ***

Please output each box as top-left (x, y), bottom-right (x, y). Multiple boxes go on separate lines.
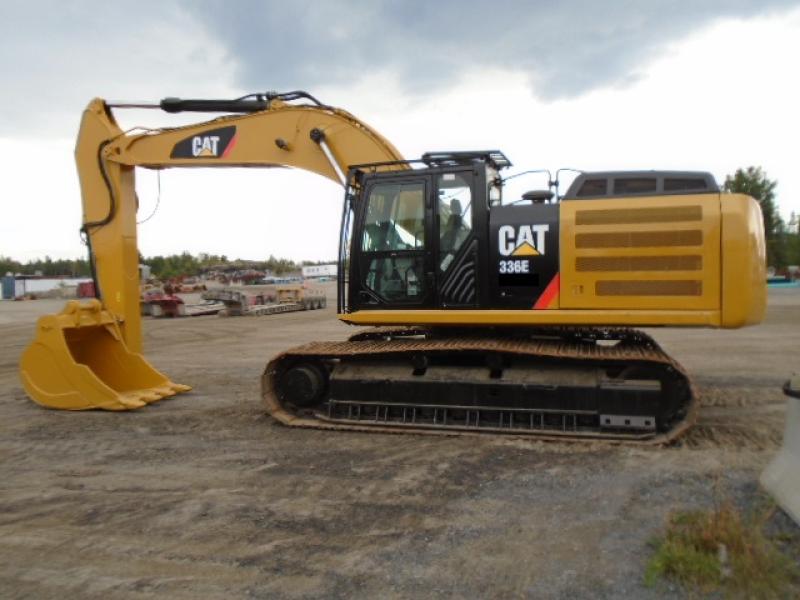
top-left (221, 133), bottom-right (238, 158)
top-left (533, 273), bottom-right (560, 309)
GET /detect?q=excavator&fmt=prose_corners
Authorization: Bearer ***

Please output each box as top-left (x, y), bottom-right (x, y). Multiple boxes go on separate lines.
top-left (19, 91), bottom-right (767, 442)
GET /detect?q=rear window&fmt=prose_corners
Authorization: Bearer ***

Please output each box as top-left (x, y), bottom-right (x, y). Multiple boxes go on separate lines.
top-left (664, 178), bottom-right (708, 192)
top-left (577, 179), bottom-right (607, 196)
top-left (613, 178), bottom-right (657, 194)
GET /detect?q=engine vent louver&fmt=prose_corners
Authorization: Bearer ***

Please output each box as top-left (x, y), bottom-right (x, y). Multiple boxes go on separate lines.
top-left (576, 255), bottom-right (702, 272)
top-left (575, 205), bottom-right (702, 225)
top-left (573, 204), bottom-right (705, 299)
top-left (575, 229), bottom-right (703, 249)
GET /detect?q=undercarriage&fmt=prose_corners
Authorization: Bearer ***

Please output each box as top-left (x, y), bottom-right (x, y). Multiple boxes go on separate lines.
top-left (263, 327), bottom-right (697, 443)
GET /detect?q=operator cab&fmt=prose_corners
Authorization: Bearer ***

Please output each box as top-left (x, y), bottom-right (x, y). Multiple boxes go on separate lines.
top-left (341, 150), bottom-right (560, 313)
top-left (342, 151), bottom-right (508, 313)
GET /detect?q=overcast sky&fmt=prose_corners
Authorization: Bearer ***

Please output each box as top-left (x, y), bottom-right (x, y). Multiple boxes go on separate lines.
top-left (2, 1), bottom-right (799, 263)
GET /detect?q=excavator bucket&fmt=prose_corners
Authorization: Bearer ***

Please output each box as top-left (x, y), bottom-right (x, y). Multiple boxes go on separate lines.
top-left (19, 300), bottom-right (190, 410)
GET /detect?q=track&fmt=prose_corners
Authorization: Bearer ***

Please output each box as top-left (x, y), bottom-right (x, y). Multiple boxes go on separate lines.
top-left (263, 327), bottom-right (697, 443)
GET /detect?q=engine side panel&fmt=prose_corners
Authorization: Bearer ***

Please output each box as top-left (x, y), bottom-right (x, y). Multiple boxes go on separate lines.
top-left (558, 194), bottom-right (721, 311)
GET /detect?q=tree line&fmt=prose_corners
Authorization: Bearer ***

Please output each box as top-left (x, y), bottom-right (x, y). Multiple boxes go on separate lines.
top-left (1, 252), bottom-right (334, 280)
top-left (0, 256), bottom-right (90, 278)
top-left (723, 167), bottom-right (799, 269)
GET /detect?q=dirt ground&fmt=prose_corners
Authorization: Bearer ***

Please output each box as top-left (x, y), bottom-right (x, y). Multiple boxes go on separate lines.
top-left (1, 287), bottom-right (798, 599)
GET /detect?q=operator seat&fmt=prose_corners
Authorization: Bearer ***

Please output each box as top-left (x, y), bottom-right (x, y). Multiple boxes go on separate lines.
top-left (440, 198), bottom-right (463, 255)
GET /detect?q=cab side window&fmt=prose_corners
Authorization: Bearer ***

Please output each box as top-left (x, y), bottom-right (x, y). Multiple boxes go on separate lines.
top-left (438, 173), bottom-right (472, 272)
top-left (362, 182), bottom-right (425, 252)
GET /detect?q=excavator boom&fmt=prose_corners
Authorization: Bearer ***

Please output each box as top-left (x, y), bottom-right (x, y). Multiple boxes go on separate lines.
top-left (75, 93), bottom-right (405, 353)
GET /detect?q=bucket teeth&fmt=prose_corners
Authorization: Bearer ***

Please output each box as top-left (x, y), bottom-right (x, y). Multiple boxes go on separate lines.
top-left (138, 385), bottom-right (190, 404)
top-left (139, 390), bottom-right (169, 404)
top-left (152, 385), bottom-right (177, 398)
top-left (115, 394), bottom-right (150, 410)
top-left (170, 383), bottom-right (193, 393)
top-left (105, 384), bottom-right (190, 408)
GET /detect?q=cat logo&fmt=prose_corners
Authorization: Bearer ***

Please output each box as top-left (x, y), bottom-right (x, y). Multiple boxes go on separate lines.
top-left (170, 125), bottom-right (237, 159)
top-left (498, 224), bottom-right (550, 257)
top-left (192, 135), bottom-right (221, 157)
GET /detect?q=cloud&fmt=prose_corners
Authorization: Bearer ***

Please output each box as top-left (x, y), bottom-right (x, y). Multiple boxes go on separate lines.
top-left (0, 1), bottom-right (239, 137)
top-left (2, 0), bottom-right (798, 139)
top-left (192, 0), bottom-right (800, 99)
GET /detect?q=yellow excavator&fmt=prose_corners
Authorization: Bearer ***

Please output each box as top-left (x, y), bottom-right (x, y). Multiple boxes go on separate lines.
top-left (19, 91), bottom-right (766, 442)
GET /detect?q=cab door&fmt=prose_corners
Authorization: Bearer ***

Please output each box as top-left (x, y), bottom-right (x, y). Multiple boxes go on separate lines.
top-left (350, 177), bottom-right (435, 310)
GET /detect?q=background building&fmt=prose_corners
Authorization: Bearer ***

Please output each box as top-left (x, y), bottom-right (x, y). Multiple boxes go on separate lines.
top-left (302, 264), bottom-right (337, 279)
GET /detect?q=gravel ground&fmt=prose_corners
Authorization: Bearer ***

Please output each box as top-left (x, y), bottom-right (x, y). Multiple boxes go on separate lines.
top-left (0, 286), bottom-right (798, 599)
